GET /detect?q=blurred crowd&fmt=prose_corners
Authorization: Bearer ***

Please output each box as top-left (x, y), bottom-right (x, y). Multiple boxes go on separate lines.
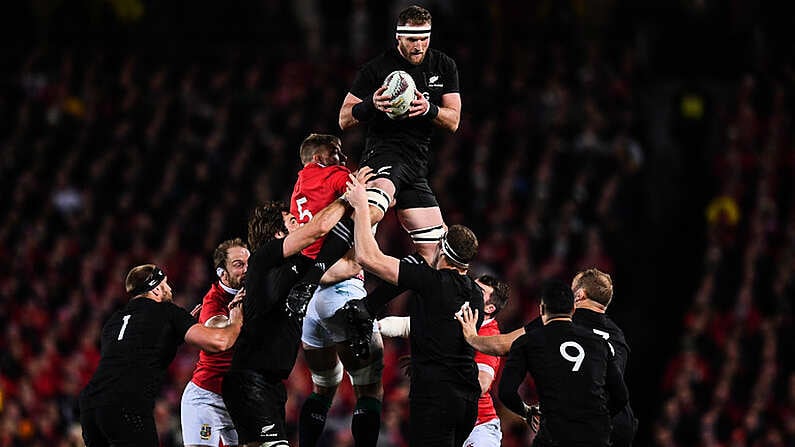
top-left (0, 1), bottom-right (791, 446)
top-left (654, 77), bottom-right (795, 447)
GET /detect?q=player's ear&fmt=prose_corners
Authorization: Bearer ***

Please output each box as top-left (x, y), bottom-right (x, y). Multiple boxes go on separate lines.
top-left (484, 303), bottom-right (496, 315)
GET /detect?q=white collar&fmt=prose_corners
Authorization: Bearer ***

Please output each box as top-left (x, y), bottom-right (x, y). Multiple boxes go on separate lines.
top-left (218, 281), bottom-right (239, 296)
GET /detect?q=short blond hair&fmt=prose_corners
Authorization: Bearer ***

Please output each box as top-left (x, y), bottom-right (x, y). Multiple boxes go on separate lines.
top-left (572, 268), bottom-right (613, 306)
top-left (299, 133), bottom-right (341, 165)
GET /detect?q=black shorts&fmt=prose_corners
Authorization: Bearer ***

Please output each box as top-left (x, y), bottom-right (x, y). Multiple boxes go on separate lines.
top-left (223, 370), bottom-right (288, 445)
top-left (532, 425), bottom-right (609, 447)
top-left (80, 405), bottom-right (158, 447)
top-left (409, 394), bottom-right (478, 447)
top-left (360, 150), bottom-right (438, 210)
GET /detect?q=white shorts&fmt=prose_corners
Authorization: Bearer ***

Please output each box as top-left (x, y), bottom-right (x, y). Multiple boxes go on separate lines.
top-left (180, 381), bottom-right (239, 446)
top-left (463, 418), bottom-right (502, 447)
top-left (302, 278), bottom-right (377, 348)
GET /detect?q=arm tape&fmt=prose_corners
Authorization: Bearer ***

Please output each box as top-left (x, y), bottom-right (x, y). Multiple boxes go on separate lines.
top-left (423, 102), bottom-right (439, 119)
top-left (352, 96), bottom-right (377, 121)
top-left (378, 316), bottom-right (411, 338)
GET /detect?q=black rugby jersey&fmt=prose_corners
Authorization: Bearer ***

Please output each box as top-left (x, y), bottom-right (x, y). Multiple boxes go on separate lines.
top-left (397, 254), bottom-right (484, 399)
top-left (500, 320), bottom-right (628, 446)
top-left (350, 47), bottom-right (459, 166)
top-left (525, 310), bottom-right (638, 445)
top-left (80, 298), bottom-right (195, 410)
top-left (573, 309), bottom-right (638, 445)
top-left (229, 238), bottom-right (308, 379)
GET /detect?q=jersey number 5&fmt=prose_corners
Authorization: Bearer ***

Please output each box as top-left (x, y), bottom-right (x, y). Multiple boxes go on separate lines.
top-left (560, 341), bottom-right (585, 371)
top-left (296, 197), bottom-right (313, 222)
top-left (118, 314), bottom-right (131, 340)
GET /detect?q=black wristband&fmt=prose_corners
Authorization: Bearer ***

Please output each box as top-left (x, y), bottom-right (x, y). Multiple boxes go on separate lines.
top-left (352, 96), bottom-right (377, 122)
top-left (424, 102), bottom-right (439, 120)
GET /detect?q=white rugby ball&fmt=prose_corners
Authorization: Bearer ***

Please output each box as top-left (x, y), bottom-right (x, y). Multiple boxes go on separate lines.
top-left (204, 315), bottom-right (231, 328)
top-left (382, 70), bottom-right (416, 119)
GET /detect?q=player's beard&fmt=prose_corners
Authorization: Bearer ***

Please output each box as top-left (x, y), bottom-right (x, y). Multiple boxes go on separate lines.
top-left (228, 275), bottom-right (244, 290)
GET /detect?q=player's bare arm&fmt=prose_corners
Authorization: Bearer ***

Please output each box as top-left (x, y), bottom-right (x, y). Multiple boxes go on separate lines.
top-left (408, 91), bottom-right (461, 132)
top-left (455, 307), bottom-right (523, 356)
top-left (202, 287), bottom-right (246, 328)
top-left (282, 198), bottom-right (348, 257)
top-left (339, 87), bottom-right (391, 130)
top-left (319, 256), bottom-right (362, 285)
top-left (185, 291), bottom-right (244, 353)
top-left (346, 172), bottom-right (401, 285)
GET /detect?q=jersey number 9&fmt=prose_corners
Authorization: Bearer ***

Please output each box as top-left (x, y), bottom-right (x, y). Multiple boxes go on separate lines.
top-left (560, 341), bottom-right (585, 371)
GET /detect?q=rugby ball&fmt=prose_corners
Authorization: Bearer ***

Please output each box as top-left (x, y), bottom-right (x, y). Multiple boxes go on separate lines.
top-left (204, 315), bottom-right (231, 328)
top-left (382, 70), bottom-right (416, 120)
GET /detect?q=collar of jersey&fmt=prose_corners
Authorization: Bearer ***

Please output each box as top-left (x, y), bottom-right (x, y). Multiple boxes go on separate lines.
top-left (218, 281), bottom-right (240, 296)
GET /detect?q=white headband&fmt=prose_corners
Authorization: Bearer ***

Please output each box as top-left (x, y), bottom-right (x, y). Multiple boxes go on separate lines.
top-left (440, 233), bottom-right (469, 269)
top-left (396, 24), bottom-right (431, 38)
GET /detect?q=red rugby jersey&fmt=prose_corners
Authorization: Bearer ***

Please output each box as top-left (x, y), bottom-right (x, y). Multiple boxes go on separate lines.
top-left (189, 282), bottom-right (235, 394)
top-left (475, 318), bottom-right (502, 425)
top-left (289, 163), bottom-right (351, 259)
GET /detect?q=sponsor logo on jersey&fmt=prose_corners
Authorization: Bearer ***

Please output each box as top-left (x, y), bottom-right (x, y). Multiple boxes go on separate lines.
top-left (425, 72), bottom-right (443, 88)
top-left (200, 424), bottom-right (211, 440)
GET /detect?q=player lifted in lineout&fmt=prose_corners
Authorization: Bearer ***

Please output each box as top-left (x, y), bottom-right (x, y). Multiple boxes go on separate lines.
top-left (286, 5), bottom-right (461, 318)
top-left (286, 134), bottom-right (385, 447)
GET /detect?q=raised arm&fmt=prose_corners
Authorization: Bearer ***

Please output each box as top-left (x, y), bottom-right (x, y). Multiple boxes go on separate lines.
top-left (346, 171), bottom-right (401, 285)
top-left (455, 307), bottom-right (524, 356)
top-left (282, 199), bottom-right (348, 257)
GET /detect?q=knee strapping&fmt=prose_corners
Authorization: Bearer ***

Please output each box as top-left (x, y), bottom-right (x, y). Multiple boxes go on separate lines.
top-left (310, 361), bottom-right (344, 388)
top-left (407, 224), bottom-right (446, 244)
top-left (347, 359), bottom-right (384, 386)
top-left (366, 188), bottom-right (391, 214)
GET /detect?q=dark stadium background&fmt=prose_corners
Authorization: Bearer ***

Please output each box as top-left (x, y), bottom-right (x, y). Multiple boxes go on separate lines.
top-left (1, 1), bottom-right (793, 446)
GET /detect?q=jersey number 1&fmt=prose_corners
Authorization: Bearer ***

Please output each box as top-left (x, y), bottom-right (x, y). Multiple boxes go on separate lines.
top-left (118, 314), bottom-right (131, 340)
